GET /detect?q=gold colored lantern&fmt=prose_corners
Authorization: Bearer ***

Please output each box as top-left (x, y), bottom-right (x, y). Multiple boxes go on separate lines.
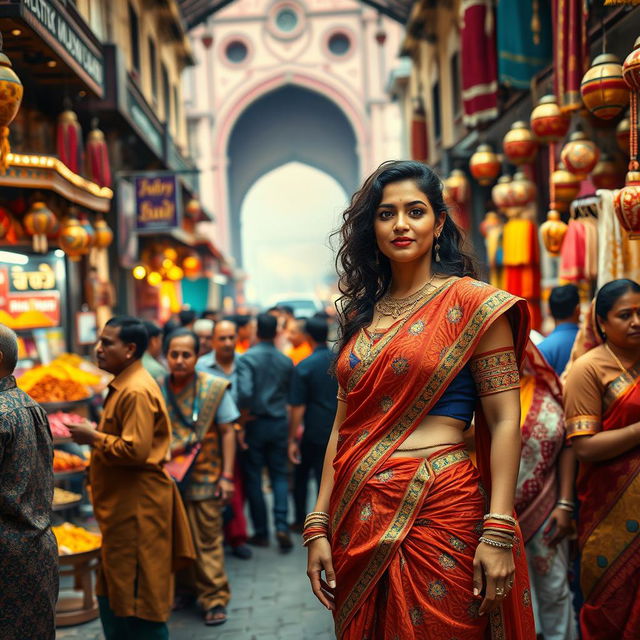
top-left (580, 53), bottom-right (630, 120)
top-left (591, 156), bottom-right (624, 190)
top-left (510, 171), bottom-right (537, 208)
top-left (550, 163), bottom-right (581, 212)
top-left (443, 170), bottom-right (469, 206)
top-left (491, 176), bottom-right (515, 211)
top-left (614, 171), bottom-right (640, 238)
top-left (469, 144), bottom-right (500, 186)
top-left (502, 121), bottom-right (538, 166)
top-left (93, 216), bottom-right (113, 249)
top-left (23, 201), bottom-right (56, 253)
top-left (539, 210), bottom-right (568, 256)
top-left (622, 37), bottom-right (640, 93)
top-left (58, 215), bottom-right (90, 262)
top-left (560, 131), bottom-right (600, 180)
top-left (530, 95), bottom-right (570, 143)
top-left (0, 49), bottom-right (23, 174)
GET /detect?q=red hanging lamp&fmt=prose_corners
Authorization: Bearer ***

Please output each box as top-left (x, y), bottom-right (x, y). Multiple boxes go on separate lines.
top-left (56, 103), bottom-right (83, 173)
top-left (85, 119), bottom-right (111, 188)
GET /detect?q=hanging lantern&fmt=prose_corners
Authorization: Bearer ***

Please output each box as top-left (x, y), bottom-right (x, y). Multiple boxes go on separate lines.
top-left (614, 171), bottom-right (640, 238)
top-left (510, 171), bottom-right (537, 208)
top-left (591, 156), bottom-right (623, 190)
top-left (0, 49), bottom-right (24, 175)
top-left (622, 37), bottom-right (640, 93)
top-left (479, 211), bottom-right (501, 238)
top-left (56, 108), bottom-right (83, 174)
top-left (491, 175), bottom-right (515, 211)
top-left (560, 131), bottom-right (600, 180)
top-left (23, 201), bottom-right (56, 253)
top-left (182, 253), bottom-right (202, 279)
top-left (410, 97), bottom-right (428, 164)
top-left (530, 95), bottom-right (571, 143)
top-left (79, 214), bottom-right (95, 252)
top-left (617, 118), bottom-right (630, 155)
top-left (621, 38), bottom-right (640, 181)
top-left (58, 215), bottom-right (90, 261)
top-left (443, 169), bottom-right (469, 206)
top-left (85, 119), bottom-right (112, 188)
top-left (469, 144), bottom-right (500, 186)
top-left (93, 216), bottom-right (113, 249)
top-left (539, 210), bottom-right (568, 256)
top-left (580, 54), bottom-right (630, 120)
top-left (550, 163), bottom-right (581, 212)
top-left (185, 198), bottom-right (202, 221)
top-left (0, 206), bottom-right (12, 240)
top-left (503, 121), bottom-right (538, 166)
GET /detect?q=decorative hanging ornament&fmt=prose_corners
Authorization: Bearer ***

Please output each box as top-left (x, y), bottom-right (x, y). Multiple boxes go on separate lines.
top-left (443, 170), bottom-right (469, 206)
top-left (23, 200), bottom-right (56, 253)
top-left (539, 210), bottom-right (568, 256)
top-left (58, 214), bottom-right (90, 261)
top-left (614, 170), bottom-right (640, 238)
top-left (469, 144), bottom-right (500, 186)
top-left (502, 121), bottom-right (538, 166)
top-left (580, 53), bottom-right (630, 120)
top-left (530, 95), bottom-right (571, 143)
top-left (56, 106), bottom-right (83, 174)
top-left (93, 215), bottom-right (113, 249)
top-left (560, 131), bottom-right (600, 180)
top-left (0, 45), bottom-right (24, 175)
top-left (85, 119), bottom-right (112, 187)
top-left (617, 118), bottom-right (630, 155)
top-left (491, 175), bottom-right (515, 212)
top-left (182, 253), bottom-right (202, 279)
top-left (479, 211), bottom-right (501, 238)
top-left (550, 162), bottom-right (581, 212)
top-left (591, 156), bottom-right (624, 190)
top-left (510, 171), bottom-right (537, 208)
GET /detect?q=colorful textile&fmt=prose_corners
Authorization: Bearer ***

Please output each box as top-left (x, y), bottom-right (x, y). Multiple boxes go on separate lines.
top-left (331, 277), bottom-right (535, 639)
top-left (162, 372), bottom-right (232, 501)
top-left (460, 0), bottom-right (498, 127)
top-left (564, 346), bottom-right (640, 638)
top-left (497, 0), bottom-right (552, 89)
top-left (0, 376), bottom-right (58, 640)
top-left (552, 0), bottom-right (588, 113)
top-left (515, 343), bottom-right (565, 543)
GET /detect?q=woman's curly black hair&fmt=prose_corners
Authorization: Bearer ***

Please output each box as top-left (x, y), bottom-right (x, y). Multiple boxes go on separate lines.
top-left (333, 160), bottom-right (477, 355)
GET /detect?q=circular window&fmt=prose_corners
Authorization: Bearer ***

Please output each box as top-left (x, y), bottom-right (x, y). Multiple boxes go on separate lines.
top-left (225, 40), bottom-right (248, 63)
top-left (328, 33), bottom-right (351, 56)
top-left (276, 7), bottom-right (298, 32)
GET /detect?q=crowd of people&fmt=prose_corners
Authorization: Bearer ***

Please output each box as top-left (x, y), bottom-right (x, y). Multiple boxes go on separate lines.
top-left (2, 160), bottom-right (640, 640)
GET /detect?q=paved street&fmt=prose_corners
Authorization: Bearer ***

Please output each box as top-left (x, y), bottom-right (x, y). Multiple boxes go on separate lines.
top-left (57, 531), bottom-right (335, 640)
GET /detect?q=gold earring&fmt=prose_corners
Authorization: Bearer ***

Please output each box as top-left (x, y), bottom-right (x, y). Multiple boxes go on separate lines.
top-left (434, 236), bottom-right (441, 263)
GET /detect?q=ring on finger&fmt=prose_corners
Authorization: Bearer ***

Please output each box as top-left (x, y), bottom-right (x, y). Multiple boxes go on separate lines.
top-left (495, 587), bottom-right (505, 597)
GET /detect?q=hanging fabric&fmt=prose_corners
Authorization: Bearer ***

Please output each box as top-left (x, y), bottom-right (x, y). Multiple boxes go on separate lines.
top-left (460, 0), bottom-right (498, 127)
top-left (56, 107), bottom-right (83, 173)
top-left (85, 119), bottom-right (112, 188)
top-left (496, 0), bottom-right (552, 89)
top-left (410, 97), bottom-right (428, 163)
top-left (552, 0), bottom-right (589, 113)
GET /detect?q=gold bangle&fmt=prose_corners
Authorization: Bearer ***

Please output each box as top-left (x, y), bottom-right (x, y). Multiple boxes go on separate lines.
top-left (483, 513), bottom-right (517, 526)
top-left (479, 535), bottom-right (513, 550)
top-left (302, 534), bottom-right (328, 547)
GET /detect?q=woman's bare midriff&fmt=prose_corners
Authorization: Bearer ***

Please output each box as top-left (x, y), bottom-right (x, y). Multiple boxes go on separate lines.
top-left (389, 414), bottom-right (467, 459)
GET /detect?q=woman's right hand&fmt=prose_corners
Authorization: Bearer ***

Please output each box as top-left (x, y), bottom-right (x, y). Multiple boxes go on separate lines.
top-left (306, 536), bottom-right (336, 610)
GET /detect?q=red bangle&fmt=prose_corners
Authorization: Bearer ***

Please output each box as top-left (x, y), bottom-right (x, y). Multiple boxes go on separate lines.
top-left (221, 472), bottom-right (234, 481)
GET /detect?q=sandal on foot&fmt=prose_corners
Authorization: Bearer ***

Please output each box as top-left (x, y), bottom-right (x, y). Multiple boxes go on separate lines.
top-left (204, 605), bottom-right (227, 626)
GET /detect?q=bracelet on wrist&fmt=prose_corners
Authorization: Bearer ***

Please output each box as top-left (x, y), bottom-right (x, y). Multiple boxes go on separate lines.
top-left (479, 535), bottom-right (513, 550)
top-left (483, 513), bottom-right (517, 526)
top-left (220, 472), bottom-right (234, 481)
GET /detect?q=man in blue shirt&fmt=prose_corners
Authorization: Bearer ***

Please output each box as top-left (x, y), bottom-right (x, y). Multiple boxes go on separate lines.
top-left (288, 317), bottom-right (338, 531)
top-left (236, 314), bottom-right (294, 551)
top-left (538, 284), bottom-right (580, 376)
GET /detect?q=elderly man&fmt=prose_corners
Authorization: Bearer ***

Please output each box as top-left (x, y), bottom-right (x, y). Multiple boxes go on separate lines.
top-left (193, 318), bottom-right (215, 357)
top-left (67, 316), bottom-right (194, 640)
top-left (0, 324), bottom-right (58, 640)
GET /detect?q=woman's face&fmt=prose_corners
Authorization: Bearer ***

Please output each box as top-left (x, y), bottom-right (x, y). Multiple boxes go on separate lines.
top-left (374, 179), bottom-right (445, 265)
top-left (600, 290), bottom-right (640, 351)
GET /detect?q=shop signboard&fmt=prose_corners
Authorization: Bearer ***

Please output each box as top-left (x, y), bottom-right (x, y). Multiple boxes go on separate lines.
top-left (134, 174), bottom-right (182, 233)
top-left (0, 251), bottom-right (63, 330)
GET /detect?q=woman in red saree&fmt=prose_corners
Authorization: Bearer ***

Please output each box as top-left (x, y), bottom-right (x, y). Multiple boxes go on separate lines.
top-left (564, 278), bottom-right (640, 639)
top-left (305, 161), bottom-right (536, 639)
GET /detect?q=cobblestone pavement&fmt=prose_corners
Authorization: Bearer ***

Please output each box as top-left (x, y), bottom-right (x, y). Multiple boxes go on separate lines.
top-left (56, 536), bottom-right (335, 640)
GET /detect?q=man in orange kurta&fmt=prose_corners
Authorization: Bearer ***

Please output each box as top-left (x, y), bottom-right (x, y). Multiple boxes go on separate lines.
top-left (68, 316), bottom-right (194, 639)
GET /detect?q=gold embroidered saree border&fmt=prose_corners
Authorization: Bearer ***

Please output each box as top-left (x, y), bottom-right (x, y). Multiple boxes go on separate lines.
top-left (334, 461), bottom-right (431, 637)
top-left (194, 373), bottom-right (230, 440)
top-left (565, 414), bottom-right (600, 440)
top-left (603, 366), bottom-right (640, 415)
top-left (345, 279), bottom-right (457, 394)
top-left (332, 289), bottom-right (516, 531)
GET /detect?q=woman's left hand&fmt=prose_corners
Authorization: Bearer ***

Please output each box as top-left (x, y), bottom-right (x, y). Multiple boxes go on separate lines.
top-left (472, 542), bottom-right (515, 615)
top-left (543, 507), bottom-right (573, 547)
top-left (217, 477), bottom-right (235, 503)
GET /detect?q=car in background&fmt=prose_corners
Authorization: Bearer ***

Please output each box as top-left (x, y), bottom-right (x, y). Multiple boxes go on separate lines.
top-left (270, 295), bottom-right (324, 318)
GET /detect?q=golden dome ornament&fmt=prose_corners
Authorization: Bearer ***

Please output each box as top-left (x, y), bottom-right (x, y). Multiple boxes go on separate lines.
top-left (469, 144), bottom-right (500, 186)
top-left (0, 40), bottom-right (24, 175)
top-left (550, 163), bottom-right (581, 213)
top-left (491, 175), bottom-right (515, 213)
top-left (580, 53), bottom-right (630, 120)
top-left (23, 200), bottom-right (57, 253)
top-left (58, 214), bottom-right (90, 262)
top-left (614, 170), bottom-right (640, 238)
top-left (539, 210), bottom-right (568, 256)
top-left (502, 121), bottom-right (538, 166)
top-left (560, 131), bottom-right (600, 180)
top-left (530, 95), bottom-right (570, 143)
top-left (443, 170), bottom-right (469, 207)
top-left (510, 171), bottom-right (537, 209)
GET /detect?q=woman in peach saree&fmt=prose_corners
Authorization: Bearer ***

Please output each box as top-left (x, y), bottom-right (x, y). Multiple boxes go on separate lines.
top-left (304, 161), bottom-right (536, 639)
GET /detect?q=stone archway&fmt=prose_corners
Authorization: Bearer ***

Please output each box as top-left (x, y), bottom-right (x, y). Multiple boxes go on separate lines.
top-left (226, 83), bottom-right (359, 264)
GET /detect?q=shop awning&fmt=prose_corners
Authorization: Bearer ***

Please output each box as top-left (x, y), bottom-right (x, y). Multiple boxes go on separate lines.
top-left (177, 0), bottom-right (416, 26)
top-left (0, 154), bottom-right (113, 212)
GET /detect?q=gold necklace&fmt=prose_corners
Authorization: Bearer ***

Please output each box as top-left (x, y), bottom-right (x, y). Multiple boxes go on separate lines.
top-left (375, 273), bottom-right (438, 319)
top-left (605, 342), bottom-right (630, 375)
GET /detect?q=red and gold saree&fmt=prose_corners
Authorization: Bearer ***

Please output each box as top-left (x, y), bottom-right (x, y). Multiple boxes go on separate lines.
top-left (567, 359), bottom-right (640, 639)
top-left (330, 277), bottom-right (536, 639)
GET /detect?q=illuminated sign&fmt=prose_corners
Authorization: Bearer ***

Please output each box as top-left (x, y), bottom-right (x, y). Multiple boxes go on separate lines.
top-left (134, 175), bottom-right (182, 233)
